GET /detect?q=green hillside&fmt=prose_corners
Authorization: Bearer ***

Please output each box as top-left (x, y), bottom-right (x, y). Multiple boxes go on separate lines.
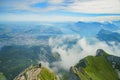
top-left (13, 49), bottom-right (120, 80)
top-left (72, 50), bottom-right (119, 80)
top-left (14, 65), bottom-right (59, 80)
top-left (0, 72), bottom-right (7, 80)
top-left (37, 67), bottom-right (58, 80)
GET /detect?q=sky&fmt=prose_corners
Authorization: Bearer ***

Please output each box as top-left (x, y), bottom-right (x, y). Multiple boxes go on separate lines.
top-left (0, 0), bottom-right (120, 22)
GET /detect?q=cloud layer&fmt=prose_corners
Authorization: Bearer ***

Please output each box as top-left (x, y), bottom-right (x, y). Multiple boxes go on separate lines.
top-left (0, 0), bottom-right (120, 22)
top-left (49, 35), bottom-right (120, 70)
top-left (0, 0), bottom-right (120, 14)
top-left (65, 0), bottom-right (120, 14)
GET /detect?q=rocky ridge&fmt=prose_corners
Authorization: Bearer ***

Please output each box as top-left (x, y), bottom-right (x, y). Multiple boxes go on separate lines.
top-left (14, 64), bottom-right (59, 80)
top-left (70, 49), bottom-right (120, 80)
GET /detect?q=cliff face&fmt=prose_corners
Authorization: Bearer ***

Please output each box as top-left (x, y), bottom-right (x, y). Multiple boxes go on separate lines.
top-left (68, 67), bottom-right (79, 80)
top-left (14, 64), bottom-right (59, 80)
top-left (107, 56), bottom-right (120, 70)
top-left (71, 49), bottom-right (120, 80)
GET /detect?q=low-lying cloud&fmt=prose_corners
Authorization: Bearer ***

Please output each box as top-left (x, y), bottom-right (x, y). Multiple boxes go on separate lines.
top-left (49, 35), bottom-right (120, 70)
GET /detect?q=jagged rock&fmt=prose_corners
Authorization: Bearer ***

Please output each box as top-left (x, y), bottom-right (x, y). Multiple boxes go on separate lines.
top-left (107, 56), bottom-right (120, 64)
top-left (69, 67), bottom-right (79, 80)
top-left (14, 65), bottom-right (41, 80)
top-left (107, 55), bottom-right (120, 70)
top-left (14, 64), bottom-right (59, 80)
top-left (70, 49), bottom-right (120, 80)
top-left (96, 49), bottom-right (120, 70)
top-left (76, 59), bottom-right (87, 68)
top-left (96, 49), bottom-right (104, 56)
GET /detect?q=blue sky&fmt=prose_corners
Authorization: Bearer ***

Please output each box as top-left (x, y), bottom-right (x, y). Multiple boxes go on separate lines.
top-left (0, 0), bottom-right (120, 22)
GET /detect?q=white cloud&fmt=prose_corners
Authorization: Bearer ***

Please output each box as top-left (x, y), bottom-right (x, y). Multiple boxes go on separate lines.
top-left (1, 0), bottom-right (120, 22)
top-left (49, 35), bottom-right (120, 70)
top-left (0, 0), bottom-right (120, 14)
top-left (48, 0), bottom-right (64, 4)
top-left (65, 0), bottom-right (120, 14)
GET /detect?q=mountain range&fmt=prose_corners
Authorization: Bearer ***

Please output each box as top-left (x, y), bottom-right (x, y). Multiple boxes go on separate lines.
top-left (0, 21), bottom-right (120, 80)
top-left (6, 49), bottom-right (120, 80)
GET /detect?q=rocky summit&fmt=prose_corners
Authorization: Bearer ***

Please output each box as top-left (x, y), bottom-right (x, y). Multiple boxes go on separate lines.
top-left (14, 64), bottom-right (59, 80)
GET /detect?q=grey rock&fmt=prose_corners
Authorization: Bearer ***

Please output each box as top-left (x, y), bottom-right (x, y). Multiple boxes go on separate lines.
top-left (96, 49), bottom-right (104, 56)
top-left (69, 67), bottom-right (79, 80)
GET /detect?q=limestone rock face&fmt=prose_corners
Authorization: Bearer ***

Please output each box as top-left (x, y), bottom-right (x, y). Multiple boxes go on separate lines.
top-left (96, 49), bottom-right (104, 56)
top-left (14, 65), bottom-right (41, 80)
top-left (14, 65), bottom-right (59, 80)
top-left (107, 56), bottom-right (120, 64)
top-left (107, 55), bottom-right (120, 70)
top-left (69, 67), bottom-right (79, 80)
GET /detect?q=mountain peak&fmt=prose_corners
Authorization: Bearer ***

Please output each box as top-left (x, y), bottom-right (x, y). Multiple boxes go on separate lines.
top-left (71, 49), bottom-right (120, 80)
top-left (98, 29), bottom-right (111, 34)
top-left (96, 49), bottom-right (109, 56)
top-left (14, 64), bottom-right (59, 80)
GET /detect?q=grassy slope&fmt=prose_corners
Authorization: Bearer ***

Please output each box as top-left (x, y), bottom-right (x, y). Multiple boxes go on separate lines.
top-left (73, 55), bottom-right (119, 80)
top-left (14, 65), bottom-right (59, 80)
top-left (37, 67), bottom-right (58, 80)
top-left (0, 72), bottom-right (7, 80)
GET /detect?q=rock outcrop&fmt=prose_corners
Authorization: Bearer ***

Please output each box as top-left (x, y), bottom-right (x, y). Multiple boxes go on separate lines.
top-left (70, 49), bottom-right (120, 80)
top-left (14, 65), bottom-right (41, 80)
top-left (96, 49), bottom-right (105, 56)
top-left (96, 49), bottom-right (120, 70)
top-left (14, 64), bottom-right (59, 80)
top-left (13, 49), bottom-right (120, 80)
top-left (69, 67), bottom-right (79, 80)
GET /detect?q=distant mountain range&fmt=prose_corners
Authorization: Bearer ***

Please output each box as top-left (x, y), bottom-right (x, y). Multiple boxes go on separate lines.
top-left (70, 21), bottom-right (120, 37)
top-left (97, 29), bottom-right (120, 43)
top-left (0, 21), bottom-right (120, 37)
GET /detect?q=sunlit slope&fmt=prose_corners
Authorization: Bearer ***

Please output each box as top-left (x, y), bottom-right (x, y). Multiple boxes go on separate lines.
top-left (72, 50), bottom-right (119, 80)
top-left (14, 65), bottom-right (59, 80)
top-left (38, 67), bottom-right (58, 80)
top-left (0, 72), bottom-right (7, 80)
